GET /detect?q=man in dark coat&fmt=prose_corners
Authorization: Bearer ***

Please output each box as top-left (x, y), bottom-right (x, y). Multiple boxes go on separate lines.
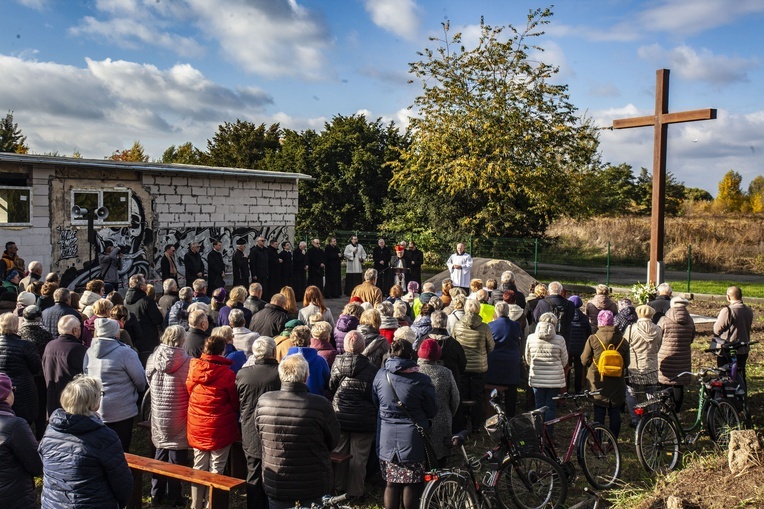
top-left (249, 294), bottom-right (290, 338)
top-left (306, 238), bottom-right (325, 289)
top-left (233, 238), bottom-right (250, 287)
top-left (266, 239), bottom-right (281, 300)
top-left (183, 242), bottom-right (205, 282)
top-left (406, 241), bottom-right (424, 291)
top-left (278, 242), bottom-right (293, 297)
top-left (249, 237), bottom-right (269, 289)
top-left (41, 315), bottom-right (87, 416)
top-left (292, 241), bottom-right (308, 301)
top-left (41, 288), bottom-right (81, 335)
top-left (648, 283), bottom-right (673, 324)
top-left (124, 274), bottom-right (163, 366)
top-left (254, 354), bottom-right (339, 508)
top-left (207, 240), bottom-right (226, 295)
top-left (372, 239), bottom-right (391, 295)
top-left (183, 310), bottom-right (210, 358)
top-left (160, 245), bottom-right (178, 283)
top-left (244, 283), bottom-right (266, 317)
top-left (236, 337), bottom-right (281, 509)
top-left (323, 237), bottom-right (342, 299)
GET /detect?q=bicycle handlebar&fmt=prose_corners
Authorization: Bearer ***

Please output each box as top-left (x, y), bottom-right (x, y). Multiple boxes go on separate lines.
top-left (706, 340), bottom-right (759, 353)
top-left (553, 390), bottom-right (601, 401)
top-left (321, 494), bottom-right (348, 507)
top-left (669, 368), bottom-right (721, 382)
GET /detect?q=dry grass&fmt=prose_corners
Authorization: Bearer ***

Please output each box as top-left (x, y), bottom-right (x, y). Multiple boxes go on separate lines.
top-left (547, 215), bottom-right (764, 274)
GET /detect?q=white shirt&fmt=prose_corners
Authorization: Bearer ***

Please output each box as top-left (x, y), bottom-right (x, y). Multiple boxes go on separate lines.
top-left (344, 243), bottom-right (366, 274)
top-left (446, 252), bottom-right (473, 288)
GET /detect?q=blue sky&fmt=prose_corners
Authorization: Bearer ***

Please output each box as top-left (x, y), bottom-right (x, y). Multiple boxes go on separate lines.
top-left (3, 0), bottom-right (763, 194)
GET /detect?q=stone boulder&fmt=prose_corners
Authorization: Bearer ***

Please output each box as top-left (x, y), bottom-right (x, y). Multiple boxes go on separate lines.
top-left (728, 429), bottom-right (762, 475)
top-left (425, 257), bottom-right (539, 295)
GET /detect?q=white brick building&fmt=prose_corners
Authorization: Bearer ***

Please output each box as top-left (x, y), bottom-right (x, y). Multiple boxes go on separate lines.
top-left (0, 153), bottom-right (309, 289)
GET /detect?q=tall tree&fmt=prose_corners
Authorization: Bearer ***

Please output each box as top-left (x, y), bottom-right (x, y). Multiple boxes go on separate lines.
top-left (206, 120), bottom-right (281, 169)
top-left (749, 175), bottom-right (764, 213)
top-left (391, 9), bottom-right (600, 238)
top-left (634, 167), bottom-right (685, 216)
top-left (683, 187), bottom-right (713, 202)
top-left (715, 170), bottom-right (745, 212)
top-left (0, 111), bottom-right (29, 154)
top-left (588, 163), bottom-right (638, 215)
top-left (108, 141), bottom-right (149, 162)
top-left (160, 142), bottom-right (204, 165)
top-left (266, 115), bottom-right (409, 233)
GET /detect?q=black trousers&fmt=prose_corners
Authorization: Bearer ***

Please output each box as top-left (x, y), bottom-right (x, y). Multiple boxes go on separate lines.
top-left (244, 451), bottom-right (268, 509)
top-left (345, 273), bottom-right (362, 296)
top-left (460, 373), bottom-right (486, 431)
top-left (152, 448), bottom-right (189, 501)
top-left (106, 417), bottom-right (134, 452)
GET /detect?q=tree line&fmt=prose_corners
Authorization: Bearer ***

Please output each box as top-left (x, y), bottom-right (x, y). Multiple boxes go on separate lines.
top-left (2, 7), bottom-right (761, 249)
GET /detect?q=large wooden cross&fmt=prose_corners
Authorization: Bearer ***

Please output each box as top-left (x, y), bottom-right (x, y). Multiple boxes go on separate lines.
top-left (612, 69), bottom-right (716, 285)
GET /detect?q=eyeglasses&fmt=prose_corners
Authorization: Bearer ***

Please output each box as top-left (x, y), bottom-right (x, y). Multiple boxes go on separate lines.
top-left (11, 386), bottom-right (16, 393)
top-left (100, 391), bottom-right (105, 397)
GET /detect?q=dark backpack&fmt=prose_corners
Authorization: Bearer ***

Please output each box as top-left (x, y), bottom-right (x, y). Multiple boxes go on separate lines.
top-left (545, 298), bottom-right (566, 333)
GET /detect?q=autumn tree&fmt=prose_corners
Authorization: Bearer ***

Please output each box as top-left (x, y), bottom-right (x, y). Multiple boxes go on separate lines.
top-left (205, 120), bottom-right (281, 169)
top-left (391, 9), bottom-right (600, 238)
top-left (748, 175), bottom-right (764, 213)
top-left (715, 170), bottom-right (745, 212)
top-left (161, 142), bottom-right (204, 165)
top-left (266, 115), bottom-right (409, 233)
top-left (0, 111), bottom-right (29, 154)
top-left (108, 141), bottom-right (149, 162)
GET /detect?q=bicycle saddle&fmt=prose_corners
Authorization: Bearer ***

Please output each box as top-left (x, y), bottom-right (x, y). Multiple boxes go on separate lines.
top-left (530, 406), bottom-right (548, 419)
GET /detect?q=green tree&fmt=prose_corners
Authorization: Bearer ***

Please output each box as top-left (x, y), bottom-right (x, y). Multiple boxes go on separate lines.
top-left (683, 187), bottom-right (713, 202)
top-left (266, 115), bottom-right (409, 233)
top-left (634, 167), bottom-right (685, 216)
top-left (108, 140), bottom-right (149, 162)
top-left (587, 163), bottom-right (638, 215)
top-left (391, 10), bottom-right (600, 238)
top-left (715, 170), bottom-right (745, 212)
top-left (0, 111), bottom-right (29, 154)
top-left (160, 142), bottom-right (204, 165)
top-left (206, 120), bottom-right (281, 169)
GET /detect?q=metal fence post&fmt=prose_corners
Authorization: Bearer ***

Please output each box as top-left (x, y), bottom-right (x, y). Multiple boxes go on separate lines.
top-left (469, 236), bottom-right (473, 256)
top-left (687, 244), bottom-right (692, 293)
top-left (606, 241), bottom-right (611, 287)
top-left (533, 238), bottom-right (538, 277)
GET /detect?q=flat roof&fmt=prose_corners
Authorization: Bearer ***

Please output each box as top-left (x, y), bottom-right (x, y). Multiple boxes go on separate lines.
top-left (0, 153), bottom-right (312, 181)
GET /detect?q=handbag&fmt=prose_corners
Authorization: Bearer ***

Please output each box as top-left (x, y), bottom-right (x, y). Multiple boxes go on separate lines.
top-left (385, 371), bottom-right (438, 471)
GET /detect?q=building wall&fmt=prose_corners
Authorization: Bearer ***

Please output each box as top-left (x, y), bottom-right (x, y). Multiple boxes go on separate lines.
top-left (1, 161), bottom-right (299, 290)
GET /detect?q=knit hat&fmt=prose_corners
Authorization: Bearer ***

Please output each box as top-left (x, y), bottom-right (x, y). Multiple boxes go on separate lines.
top-left (22, 305), bottom-right (42, 322)
top-left (17, 291), bottom-right (36, 307)
top-left (280, 319), bottom-right (304, 337)
top-left (568, 295), bottom-right (583, 308)
top-left (597, 310), bottom-right (614, 327)
top-left (618, 298), bottom-right (633, 311)
top-left (395, 245), bottom-right (405, 252)
top-left (5, 269), bottom-right (20, 281)
top-left (393, 326), bottom-right (415, 343)
top-left (418, 338), bottom-right (442, 361)
top-left (349, 296), bottom-right (363, 304)
top-left (213, 288), bottom-right (227, 303)
top-left (95, 317), bottom-right (120, 338)
top-left (670, 296), bottom-right (690, 308)
top-left (636, 305), bottom-right (655, 319)
top-left (0, 373), bottom-right (12, 401)
top-left (407, 281), bottom-right (419, 293)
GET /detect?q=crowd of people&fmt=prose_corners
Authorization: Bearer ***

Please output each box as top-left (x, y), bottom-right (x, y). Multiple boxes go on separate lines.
top-left (0, 237), bottom-right (756, 509)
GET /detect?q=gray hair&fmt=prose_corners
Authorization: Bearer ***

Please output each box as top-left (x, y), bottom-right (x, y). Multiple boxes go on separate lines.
top-left (60, 376), bottom-right (101, 416)
top-left (464, 299), bottom-right (481, 315)
top-left (28, 260), bottom-right (42, 273)
top-left (364, 268), bottom-right (378, 282)
top-left (192, 279), bottom-right (207, 292)
top-left (163, 278), bottom-right (178, 293)
top-left (279, 354), bottom-right (309, 383)
top-left (53, 287), bottom-right (71, 304)
top-left (548, 281), bottom-right (563, 296)
top-left (211, 325), bottom-right (233, 342)
top-left (0, 312), bottom-right (18, 334)
top-left (228, 308), bottom-right (246, 327)
top-left (188, 302), bottom-right (209, 315)
top-left (311, 321), bottom-right (332, 342)
top-left (431, 310), bottom-right (447, 329)
top-left (58, 315), bottom-right (81, 335)
top-left (129, 274), bottom-right (146, 289)
top-left (393, 301), bottom-right (408, 319)
top-left (494, 301), bottom-right (509, 317)
top-left (161, 325), bottom-right (186, 347)
top-left (657, 283), bottom-right (672, 296)
top-left (179, 286), bottom-right (194, 301)
top-left (500, 271), bottom-right (515, 284)
top-left (452, 293), bottom-right (466, 310)
top-left (422, 282), bottom-right (436, 293)
top-left (538, 311), bottom-right (558, 329)
top-left (252, 336), bottom-right (276, 360)
top-left (189, 309), bottom-right (208, 328)
top-left (376, 301), bottom-right (393, 317)
top-left (393, 326), bottom-right (416, 343)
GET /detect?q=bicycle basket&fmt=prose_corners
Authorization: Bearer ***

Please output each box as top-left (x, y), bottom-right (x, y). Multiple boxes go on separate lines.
top-left (627, 370), bottom-right (662, 406)
top-left (508, 413), bottom-right (541, 454)
top-left (484, 413), bottom-right (505, 444)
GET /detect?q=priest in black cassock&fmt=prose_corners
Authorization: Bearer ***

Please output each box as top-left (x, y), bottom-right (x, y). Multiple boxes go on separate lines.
top-left (323, 237), bottom-right (342, 299)
top-left (373, 238), bottom-right (392, 295)
top-left (306, 238), bottom-right (325, 289)
top-left (232, 237), bottom-right (249, 287)
top-left (292, 240), bottom-right (308, 300)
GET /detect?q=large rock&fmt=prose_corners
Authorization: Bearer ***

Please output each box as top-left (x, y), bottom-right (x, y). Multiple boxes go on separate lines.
top-left (425, 257), bottom-right (539, 295)
top-left (728, 429), bottom-right (762, 475)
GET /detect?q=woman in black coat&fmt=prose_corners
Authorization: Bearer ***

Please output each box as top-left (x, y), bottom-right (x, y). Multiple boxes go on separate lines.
top-left (0, 372), bottom-right (43, 509)
top-left (0, 313), bottom-right (42, 426)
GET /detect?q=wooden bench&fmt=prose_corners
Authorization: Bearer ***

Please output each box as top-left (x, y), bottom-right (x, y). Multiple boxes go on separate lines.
top-left (125, 452), bottom-right (245, 509)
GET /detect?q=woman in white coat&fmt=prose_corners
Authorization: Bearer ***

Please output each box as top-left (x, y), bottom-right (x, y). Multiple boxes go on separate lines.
top-left (525, 312), bottom-right (568, 428)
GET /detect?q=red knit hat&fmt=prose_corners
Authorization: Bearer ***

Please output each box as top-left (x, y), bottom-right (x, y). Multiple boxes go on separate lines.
top-left (349, 296), bottom-right (363, 304)
top-left (418, 338), bottom-right (442, 361)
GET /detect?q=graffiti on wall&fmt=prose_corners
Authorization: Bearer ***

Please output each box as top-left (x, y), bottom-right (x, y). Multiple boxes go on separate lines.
top-left (56, 226), bottom-right (79, 260)
top-left (154, 225), bottom-right (290, 282)
top-left (61, 192), bottom-right (291, 289)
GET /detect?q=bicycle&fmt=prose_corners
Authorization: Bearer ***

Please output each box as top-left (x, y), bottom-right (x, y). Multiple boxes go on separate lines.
top-left (705, 340), bottom-right (758, 431)
top-left (419, 390), bottom-right (568, 509)
top-left (538, 390), bottom-right (621, 490)
top-left (633, 368), bottom-right (742, 472)
top-left (291, 494), bottom-right (351, 509)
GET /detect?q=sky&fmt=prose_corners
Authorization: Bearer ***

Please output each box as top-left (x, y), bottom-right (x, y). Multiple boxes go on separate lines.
top-left (3, 0), bottom-right (764, 194)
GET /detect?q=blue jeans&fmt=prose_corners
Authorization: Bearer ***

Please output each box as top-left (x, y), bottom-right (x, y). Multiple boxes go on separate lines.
top-left (533, 388), bottom-right (557, 422)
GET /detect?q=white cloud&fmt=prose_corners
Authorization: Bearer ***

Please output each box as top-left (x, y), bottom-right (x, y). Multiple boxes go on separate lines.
top-left (16, 0), bottom-right (49, 10)
top-left (637, 44), bottom-right (757, 86)
top-left (364, 0), bottom-right (419, 41)
top-left (0, 55), bottom-right (274, 159)
top-left (70, 16), bottom-right (203, 57)
top-left (636, 0), bottom-right (764, 36)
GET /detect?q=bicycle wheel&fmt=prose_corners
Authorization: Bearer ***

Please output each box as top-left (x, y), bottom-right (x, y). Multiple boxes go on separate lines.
top-left (577, 423), bottom-right (621, 490)
top-left (635, 413), bottom-right (680, 473)
top-left (420, 472), bottom-right (479, 509)
top-left (495, 453), bottom-right (567, 509)
top-left (707, 399), bottom-right (743, 448)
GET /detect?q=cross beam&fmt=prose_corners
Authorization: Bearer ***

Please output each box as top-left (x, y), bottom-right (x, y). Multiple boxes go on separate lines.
top-left (612, 69), bottom-right (716, 285)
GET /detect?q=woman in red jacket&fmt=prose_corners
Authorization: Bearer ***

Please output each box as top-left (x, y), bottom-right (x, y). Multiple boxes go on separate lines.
top-left (187, 335), bottom-right (241, 509)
